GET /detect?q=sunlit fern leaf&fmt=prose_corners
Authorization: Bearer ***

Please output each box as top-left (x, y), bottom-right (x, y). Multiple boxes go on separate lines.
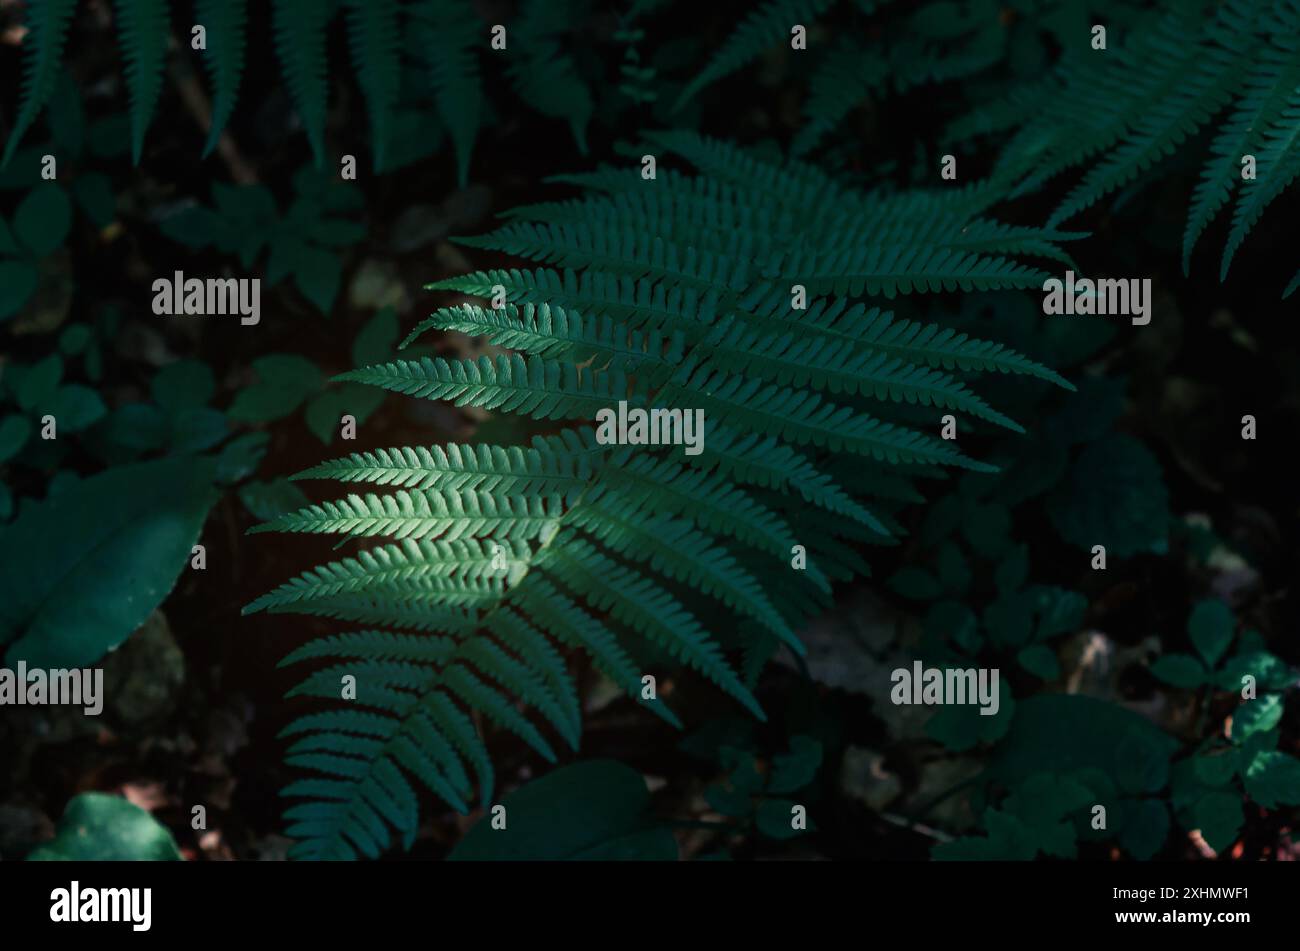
top-left (344, 0), bottom-right (401, 171)
top-left (2, 0), bottom-right (77, 167)
top-left (273, 0), bottom-right (332, 164)
top-left (250, 133), bottom-right (1072, 859)
top-left (196, 0), bottom-right (247, 156)
top-left (113, 0), bottom-right (170, 164)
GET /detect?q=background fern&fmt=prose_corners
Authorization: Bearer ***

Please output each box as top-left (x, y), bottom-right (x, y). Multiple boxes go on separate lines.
top-left (949, 0), bottom-right (1300, 295)
top-left (248, 132), bottom-right (1073, 860)
top-left (2, 0), bottom-right (601, 181)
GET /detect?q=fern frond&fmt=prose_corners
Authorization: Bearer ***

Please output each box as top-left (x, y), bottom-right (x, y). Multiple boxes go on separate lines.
top-left (251, 487), bottom-right (564, 544)
top-left (344, 0), bottom-right (401, 171)
top-left (410, 0), bottom-right (483, 185)
top-left (507, 0), bottom-right (593, 153)
top-left (338, 354), bottom-right (641, 421)
top-left (672, 0), bottom-right (836, 110)
top-left (113, 0), bottom-right (171, 164)
top-left (292, 435), bottom-right (595, 496)
top-left (272, 0), bottom-right (331, 164)
top-left (253, 133), bottom-right (1069, 859)
top-left (3, 0), bottom-right (77, 167)
top-left (196, 0), bottom-right (248, 156)
top-left (959, 0), bottom-right (1300, 292)
top-left (537, 536), bottom-right (764, 720)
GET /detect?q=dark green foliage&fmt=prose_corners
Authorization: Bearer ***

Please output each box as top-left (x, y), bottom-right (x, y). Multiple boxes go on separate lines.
top-left (447, 760), bottom-right (677, 859)
top-left (112, 0), bottom-right (170, 164)
top-left (2, 0), bottom-right (602, 181)
top-left (27, 793), bottom-right (182, 861)
top-left (701, 736), bottom-right (823, 839)
top-left (195, 0), bottom-right (248, 156)
top-left (0, 455), bottom-right (219, 669)
top-left (249, 133), bottom-right (1073, 860)
top-left (936, 695), bottom-right (1180, 860)
top-left (159, 167), bottom-right (365, 313)
top-left (951, 0), bottom-right (1300, 294)
top-left (2, 0), bottom-right (77, 167)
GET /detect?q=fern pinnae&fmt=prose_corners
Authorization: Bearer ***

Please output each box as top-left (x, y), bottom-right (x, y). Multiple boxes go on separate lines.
top-left (338, 354), bottom-right (640, 421)
top-left (196, 0), bottom-right (247, 156)
top-left (279, 630), bottom-right (459, 667)
top-left (572, 489), bottom-right (801, 654)
top-left (536, 537), bottom-right (765, 721)
top-left (247, 537), bottom-right (534, 614)
top-left (411, 0), bottom-right (483, 186)
top-left (672, 0), bottom-right (836, 110)
top-left (3, 0), bottom-right (77, 167)
top-left (1183, 46), bottom-right (1300, 273)
top-left (343, 0), bottom-right (400, 170)
top-left (272, 0), bottom-right (331, 164)
top-left (112, 0), bottom-right (171, 164)
top-left (292, 437), bottom-right (596, 497)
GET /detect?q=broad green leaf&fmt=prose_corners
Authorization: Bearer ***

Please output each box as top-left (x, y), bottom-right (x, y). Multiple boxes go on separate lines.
top-left (1150, 653), bottom-right (1208, 689)
top-left (0, 260), bottom-right (39, 321)
top-left (99, 402), bottom-right (169, 454)
top-left (228, 355), bottom-right (323, 422)
top-left (1243, 752), bottom-right (1300, 809)
top-left (1047, 434), bottom-right (1169, 557)
top-left (58, 323), bottom-right (92, 355)
top-left (237, 478), bottom-right (311, 522)
top-left (168, 407), bottom-right (227, 452)
top-left (1119, 799), bottom-right (1169, 860)
top-left (1116, 730), bottom-right (1170, 794)
top-left (934, 809), bottom-right (1036, 861)
top-left (152, 359), bottom-right (216, 411)
top-left (0, 455), bottom-right (218, 668)
top-left (293, 246), bottom-right (341, 313)
top-left (72, 172), bottom-right (116, 226)
top-left (352, 306), bottom-right (400, 366)
top-left (28, 793), bottom-right (182, 861)
top-left (989, 694), bottom-right (1179, 787)
top-left (1187, 598), bottom-right (1234, 668)
top-left (926, 677), bottom-right (1015, 751)
top-left (0, 415), bottom-right (32, 463)
top-left (1193, 750), bottom-right (1239, 787)
top-left (1018, 644), bottom-right (1059, 680)
top-left (214, 432), bottom-right (268, 483)
top-left (16, 354), bottom-right (63, 410)
top-left (45, 384), bottom-right (107, 432)
top-left (766, 737), bottom-right (823, 794)
top-left (1190, 791), bottom-right (1243, 853)
top-left (448, 760), bottom-right (677, 860)
top-left (14, 183), bottom-right (73, 254)
top-left (1235, 693), bottom-right (1284, 740)
top-left (962, 502), bottom-right (1011, 557)
top-left (304, 383), bottom-right (384, 444)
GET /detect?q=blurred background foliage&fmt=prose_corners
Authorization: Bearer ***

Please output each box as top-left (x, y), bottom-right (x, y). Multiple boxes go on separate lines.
top-left (0, 0), bottom-right (1297, 861)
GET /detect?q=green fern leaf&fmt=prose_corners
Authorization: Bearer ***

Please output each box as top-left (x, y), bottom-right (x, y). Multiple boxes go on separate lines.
top-left (344, 0), bottom-right (400, 170)
top-left (673, 0), bottom-right (836, 110)
top-left (196, 0), bottom-right (248, 156)
top-left (3, 0), bottom-right (78, 167)
top-left (113, 0), bottom-right (170, 164)
top-left (272, 0), bottom-right (332, 164)
top-left (411, 0), bottom-right (484, 185)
